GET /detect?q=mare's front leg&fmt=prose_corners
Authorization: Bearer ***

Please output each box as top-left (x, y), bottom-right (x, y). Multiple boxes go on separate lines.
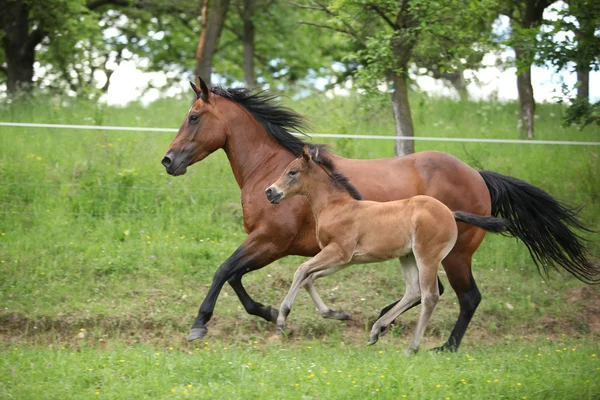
top-left (277, 245), bottom-right (348, 333)
top-left (188, 231), bottom-right (284, 341)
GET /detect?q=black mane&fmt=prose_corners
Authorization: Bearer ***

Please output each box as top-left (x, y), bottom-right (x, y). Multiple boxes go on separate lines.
top-left (210, 86), bottom-right (321, 156)
top-left (312, 153), bottom-right (363, 201)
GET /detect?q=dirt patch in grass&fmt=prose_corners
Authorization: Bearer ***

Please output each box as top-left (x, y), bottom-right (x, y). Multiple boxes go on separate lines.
top-left (566, 286), bottom-right (600, 334)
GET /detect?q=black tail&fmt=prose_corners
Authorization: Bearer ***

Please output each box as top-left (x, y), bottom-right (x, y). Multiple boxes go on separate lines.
top-left (453, 211), bottom-right (508, 233)
top-left (479, 170), bottom-right (598, 284)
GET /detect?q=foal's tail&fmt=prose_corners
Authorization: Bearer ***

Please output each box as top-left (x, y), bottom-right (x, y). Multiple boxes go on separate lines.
top-left (479, 170), bottom-right (598, 284)
top-left (453, 211), bottom-right (508, 233)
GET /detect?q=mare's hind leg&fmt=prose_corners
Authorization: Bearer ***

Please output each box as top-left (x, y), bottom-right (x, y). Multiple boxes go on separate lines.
top-left (302, 271), bottom-right (351, 320)
top-left (432, 252), bottom-right (481, 352)
top-left (368, 254), bottom-right (421, 344)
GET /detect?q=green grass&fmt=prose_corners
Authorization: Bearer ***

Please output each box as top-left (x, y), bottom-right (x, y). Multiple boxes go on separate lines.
top-left (2, 338), bottom-right (599, 399)
top-left (0, 92), bottom-right (599, 398)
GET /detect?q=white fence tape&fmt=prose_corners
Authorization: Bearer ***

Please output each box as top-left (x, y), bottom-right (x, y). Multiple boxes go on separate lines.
top-left (1, 121), bottom-right (598, 146)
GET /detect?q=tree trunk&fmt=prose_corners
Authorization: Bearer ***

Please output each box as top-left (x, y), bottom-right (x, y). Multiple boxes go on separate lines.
top-left (242, 0), bottom-right (256, 87)
top-left (514, 47), bottom-right (535, 139)
top-left (390, 71), bottom-right (415, 156)
top-left (576, 65), bottom-right (589, 101)
top-left (0, 0), bottom-right (42, 95)
top-left (195, 0), bottom-right (231, 84)
top-left (505, 0), bottom-right (551, 139)
top-left (389, 27), bottom-right (416, 157)
top-left (450, 71), bottom-right (469, 101)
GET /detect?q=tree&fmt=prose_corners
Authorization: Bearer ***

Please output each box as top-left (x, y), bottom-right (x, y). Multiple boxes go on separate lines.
top-left (538, 0), bottom-right (600, 102)
top-left (293, 0), bottom-right (498, 156)
top-left (0, 0), bottom-right (198, 96)
top-left (196, 0), bottom-right (231, 84)
top-left (502, 0), bottom-right (552, 139)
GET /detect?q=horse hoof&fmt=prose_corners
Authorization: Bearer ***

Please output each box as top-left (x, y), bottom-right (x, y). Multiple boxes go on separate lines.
top-left (405, 347), bottom-right (418, 356)
top-left (323, 310), bottom-right (351, 321)
top-left (368, 335), bottom-right (379, 345)
top-left (430, 344), bottom-right (457, 353)
top-left (187, 327), bottom-right (208, 342)
top-left (266, 305), bottom-right (279, 323)
top-left (275, 327), bottom-right (285, 335)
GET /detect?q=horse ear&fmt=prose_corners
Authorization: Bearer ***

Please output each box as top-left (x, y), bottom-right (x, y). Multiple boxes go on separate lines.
top-left (196, 76), bottom-right (210, 103)
top-left (311, 147), bottom-right (320, 161)
top-left (190, 81), bottom-right (200, 97)
top-left (301, 145), bottom-right (311, 161)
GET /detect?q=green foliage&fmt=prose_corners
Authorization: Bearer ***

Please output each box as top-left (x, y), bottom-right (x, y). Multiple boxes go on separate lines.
top-left (562, 97), bottom-right (600, 129)
top-left (302, 0), bottom-right (499, 97)
top-left (537, 0), bottom-right (600, 73)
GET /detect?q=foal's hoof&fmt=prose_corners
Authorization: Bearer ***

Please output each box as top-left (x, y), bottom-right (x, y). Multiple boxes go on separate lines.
top-left (368, 335), bottom-right (379, 345)
top-left (187, 327), bottom-right (208, 342)
top-left (405, 346), bottom-right (419, 356)
top-left (323, 310), bottom-right (352, 321)
top-left (275, 326), bottom-right (286, 335)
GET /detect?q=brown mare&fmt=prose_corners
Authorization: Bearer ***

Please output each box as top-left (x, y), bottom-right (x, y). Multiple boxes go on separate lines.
top-left (161, 77), bottom-right (597, 350)
top-left (265, 146), bottom-right (509, 354)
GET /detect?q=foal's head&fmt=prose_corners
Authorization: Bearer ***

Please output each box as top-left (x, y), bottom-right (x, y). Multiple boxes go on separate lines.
top-left (161, 76), bottom-right (228, 176)
top-left (265, 146), bottom-right (362, 204)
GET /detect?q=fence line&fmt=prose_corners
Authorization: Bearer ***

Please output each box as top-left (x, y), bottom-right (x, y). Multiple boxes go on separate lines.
top-left (1, 122), bottom-right (599, 146)
top-left (0, 182), bottom-right (238, 192)
top-left (0, 210), bottom-right (217, 217)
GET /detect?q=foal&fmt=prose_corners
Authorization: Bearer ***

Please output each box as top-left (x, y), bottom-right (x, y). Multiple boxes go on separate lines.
top-left (265, 146), bottom-right (508, 354)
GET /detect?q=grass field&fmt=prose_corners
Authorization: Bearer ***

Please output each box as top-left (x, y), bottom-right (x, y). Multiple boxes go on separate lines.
top-left (1, 91), bottom-right (599, 399)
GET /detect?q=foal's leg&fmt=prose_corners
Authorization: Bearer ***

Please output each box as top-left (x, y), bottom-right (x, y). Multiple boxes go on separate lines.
top-left (377, 278), bottom-right (445, 320)
top-left (368, 254), bottom-right (421, 344)
top-left (277, 245), bottom-right (347, 333)
top-left (302, 268), bottom-right (351, 320)
top-left (405, 254), bottom-right (441, 355)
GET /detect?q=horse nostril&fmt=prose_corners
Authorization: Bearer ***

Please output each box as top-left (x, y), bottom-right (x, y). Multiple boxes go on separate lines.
top-left (265, 188), bottom-right (273, 197)
top-left (161, 156), bottom-right (172, 168)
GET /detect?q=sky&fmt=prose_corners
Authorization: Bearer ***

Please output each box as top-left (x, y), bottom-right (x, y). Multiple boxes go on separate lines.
top-left (100, 13), bottom-right (598, 106)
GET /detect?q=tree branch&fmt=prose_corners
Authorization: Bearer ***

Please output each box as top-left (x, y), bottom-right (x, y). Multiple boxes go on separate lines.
top-left (86, 0), bottom-right (129, 10)
top-left (286, 0), bottom-right (322, 10)
top-left (367, 3), bottom-right (397, 29)
top-left (298, 21), bottom-right (366, 46)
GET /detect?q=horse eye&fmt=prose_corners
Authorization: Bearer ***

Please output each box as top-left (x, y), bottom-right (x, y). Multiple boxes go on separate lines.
top-left (189, 114), bottom-right (199, 123)
top-left (288, 170), bottom-right (297, 177)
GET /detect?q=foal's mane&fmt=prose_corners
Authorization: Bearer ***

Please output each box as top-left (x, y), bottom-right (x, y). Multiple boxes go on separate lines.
top-left (311, 152), bottom-right (363, 201)
top-left (210, 86), bottom-right (323, 156)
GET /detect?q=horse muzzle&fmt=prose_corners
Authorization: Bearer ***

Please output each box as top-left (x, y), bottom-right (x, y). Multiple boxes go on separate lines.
top-left (161, 151), bottom-right (189, 176)
top-left (265, 186), bottom-right (283, 204)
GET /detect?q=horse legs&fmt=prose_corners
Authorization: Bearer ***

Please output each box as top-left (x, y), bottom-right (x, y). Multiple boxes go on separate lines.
top-left (228, 271), bottom-right (279, 323)
top-left (302, 269), bottom-right (351, 321)
top-left (277, 245), bottom-right (348, 333)
top-left (432, 252), bottom-right (481, 352)
top-left (188, 231), bottom-right (283, 341)
top-left (405, 254), bottom-right (441, 355)
top-left (377, 277), bottom-right (445, 322)
top-left (368, 254), bottom-right (421, 344)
